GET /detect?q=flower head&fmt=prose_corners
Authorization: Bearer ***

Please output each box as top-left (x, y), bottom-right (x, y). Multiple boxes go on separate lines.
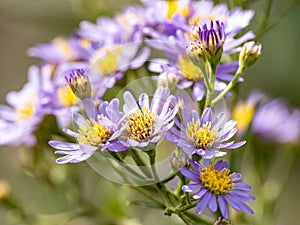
top-left (49, 98), bottom-right (127, 164)
top-left (66, 69), bottom-right (91, 100)
top-left (180, 160), bottom-right (254, 218)
top-left (191, 20), bottom-right (225, 65)
top-left (164, 107), bottom-right (245, 159)
top-left (120, 87), bottom-right (179, 148)
top-left (239, 41), bottom-right (262, 69)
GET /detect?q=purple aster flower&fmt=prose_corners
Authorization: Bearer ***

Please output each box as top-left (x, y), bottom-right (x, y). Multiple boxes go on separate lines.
top-left (180, 159), bottom-right (255, 218)
top-left (88, 42), bottom-right (150, 98)
top-left (164, 107), bottom-right (245, 159)
top-left (252, 97), bottom-right (300, 144)
top-left (49, 98), bottom-right (127, 164)
top-left (0, 65), bottom-right (52, 146)
top-left (119, 87), bottom-right (179, 148)
top-left (27, 37), bottom-right (84, 64)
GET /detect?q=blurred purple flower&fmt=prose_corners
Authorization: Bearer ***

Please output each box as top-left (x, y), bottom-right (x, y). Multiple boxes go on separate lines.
top-left (252, 97), bottom-right (300, 144)
top-left (0, 65), bottom-right (53, 146)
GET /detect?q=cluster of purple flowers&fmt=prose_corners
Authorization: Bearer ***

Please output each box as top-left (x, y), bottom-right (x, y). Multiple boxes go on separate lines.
top-left (2, 0), bottom-right (299, 222)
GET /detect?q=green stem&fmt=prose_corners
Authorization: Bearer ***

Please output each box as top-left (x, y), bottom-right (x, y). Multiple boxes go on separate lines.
top-left (255, 0), bottom-right (274, 38)
top-left (130, 149), bottom-right (152, 178)
top-left (183, 212), bottom-right (212, 225)
top-left (211, 65), bottom-right (245, 107)
top-left (175, 201), bottom-right (198, 213)
top-left (204, 62), bottom-right (217, 109)
top-left (108, 152), bottom-right (147, 180)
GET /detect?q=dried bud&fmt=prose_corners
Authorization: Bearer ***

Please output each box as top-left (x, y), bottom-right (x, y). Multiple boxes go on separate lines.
top-left (157, 71), bottom-right (178, 90)
top-left (239, 41), bottom-right (262, 69)
top-left (66, 69), bottom-right (91, 100)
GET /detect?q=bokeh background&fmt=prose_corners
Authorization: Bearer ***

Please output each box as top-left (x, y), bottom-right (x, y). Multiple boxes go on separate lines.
top-left (0, 0), bottom-right (299, 224)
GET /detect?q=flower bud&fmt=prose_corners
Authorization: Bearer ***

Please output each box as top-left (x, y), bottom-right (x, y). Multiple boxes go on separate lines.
top-left (157, 71), bottom-right (178, 91)
top-left (170, 151), bottom-right (187, 171)
top-left (213, 217), bottom-right (232, 225)
top-left (189, 20), bottom-right (225, 67)
top-left (65, 69), bottom-right (91, 100)
top-left (239, 41), bottom-right (262, 69)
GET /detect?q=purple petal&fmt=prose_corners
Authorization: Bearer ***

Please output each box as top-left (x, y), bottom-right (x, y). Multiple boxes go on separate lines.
top-left (179, 167), bottom-right (200, 182)
top-left (195, 191), bottom-right (212, 214)
top-left (232, 190), bottom-right (255, 202)
top-left (138, 93), bottom-right (149, 109)
top-left (208, 194), bottom-right (217, 212)
top-left (201, 108), bottom-right (212, 126)
top-left (234, 182), bottom-right (252, 191)
top-left (49, 141), bottom-right (79, 150)
top-left (218, 196), bottom-right (229, 219)
top-left (123, 91), bottom-right (139, 113)
top-left (214, 160), bottom-right (228, 170)
top-left (182, 184), bottom-right (202, 192)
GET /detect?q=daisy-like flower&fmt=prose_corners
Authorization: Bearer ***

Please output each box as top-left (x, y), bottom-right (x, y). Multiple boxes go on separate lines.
top-left (120, 87), bottom-right (179, 148)
top-left (88, 42), bottom-right (150, 98)
top-left (252, 97), bottom-right (300, 144)
top-left (180, 159), bottom-right (254, 218)
top-left (49, 98), bottom-right (127, 164)
top-left (0, 65), bottom-right (52, 147)
top-left (164, 107), bottom-right (245, 159)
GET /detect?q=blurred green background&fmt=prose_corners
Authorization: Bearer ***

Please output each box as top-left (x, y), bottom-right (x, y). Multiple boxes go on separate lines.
top-left (0, 0), bottom-right (299, 224)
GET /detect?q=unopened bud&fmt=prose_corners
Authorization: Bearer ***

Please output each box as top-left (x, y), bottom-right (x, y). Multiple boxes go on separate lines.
top-left (189, 20), bottom-right (225, 67)
top-left (66, 69), bottom-right (91, 100)
top-left (239, 41), bottom-right (262, 69)
top-left (213, 217), bottom-right (232, 225)
top-left (170, 151), bottom-right (187, 171)
top-left (157, 71), bottom-right (178, 90)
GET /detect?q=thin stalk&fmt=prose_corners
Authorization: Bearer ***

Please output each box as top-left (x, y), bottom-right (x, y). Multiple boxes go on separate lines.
top-left (204, 62), bottom-right (217, 109)
top-left (183, 212), bottom-right (212, 225)
top-left (211, 65), bottom-right (245, 107)
top-left (130, 149), bottom-right (152, 178)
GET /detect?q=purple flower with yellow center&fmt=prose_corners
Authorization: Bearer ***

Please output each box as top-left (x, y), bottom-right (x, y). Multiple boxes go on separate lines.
top-left (252, 97), bottom-right (300, 144)
top-left (49, 99), bottom-right (127, 164)
top-left (164, 107), bottom-right (245, 159)
top-left (88, 43), bottom-right (150, 98)
top-left (0, 65), bottom-right (53, 146)
top-left (120, 87), bottom-right (179, 148)
top-left (180, 160), bottom-right (254, 218)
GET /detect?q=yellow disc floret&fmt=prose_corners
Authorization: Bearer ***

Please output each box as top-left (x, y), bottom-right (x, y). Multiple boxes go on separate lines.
top-left (178, 55), bottom-right (203, 81)
top-left (186, 119), bottom-right (217, 149)
top-left (77, 118), bottom-right (112, 146)
top-left (200, 164), bottom-right (235, 195)
top-left (57, 85), bottom-right (79, 107)
top-left (127, 107), bottom-right (155, 141)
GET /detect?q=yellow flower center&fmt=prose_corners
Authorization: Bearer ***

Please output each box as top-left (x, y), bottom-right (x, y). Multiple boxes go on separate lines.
top-left (17, 101), bottom-right (35, 121)
top-left (91, 45), bottom-right (123, 76)
top-left (53, 38), bottom-right (73, 59)
top-left (166, 1), bottom-right (189, 19)
top-left (232, 101), bottom-right (255, 133)
top-left (186, 119), bottom-right (217, 149)
top-left (57, 85), bottom-right (79, 107)
top-left (77, 118), bottom-right (112, 146)
top-left (127, 107), bottom-right (155, 141)
top-left (200, 164), bottom-right (235, 195)
top-left (178, 55), bottom-right (203, 81)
